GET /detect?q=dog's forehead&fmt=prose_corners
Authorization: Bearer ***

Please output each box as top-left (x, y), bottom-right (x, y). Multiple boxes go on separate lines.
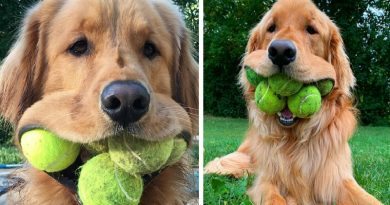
top-left (273, 0), bottom-right (317, 9)
top-left (271, 0), bottom-right (319, 20)
top-left (50, 0), bottom-right (158, 35)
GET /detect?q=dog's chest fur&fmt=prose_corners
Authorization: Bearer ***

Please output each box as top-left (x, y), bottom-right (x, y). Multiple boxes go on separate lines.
top-left (251, 119), bottom-right (356, 203)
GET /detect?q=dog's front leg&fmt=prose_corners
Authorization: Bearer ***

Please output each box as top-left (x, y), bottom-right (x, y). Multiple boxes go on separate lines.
top-left (337, 179), bottom-right (383, 205)
top-left (204, 137), bottom-right (255, 178)
top-left (248, 181), bottom-right (287, 205)
top-left (7, 168), bottom-right (79, 205)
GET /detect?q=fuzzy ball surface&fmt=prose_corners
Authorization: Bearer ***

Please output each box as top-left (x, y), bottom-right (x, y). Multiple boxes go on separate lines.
top-left (316, 79), bottom-right (334, 96)
top-left (84, 139), bottom-right (108, 155)
top-left (165, 138), bottom-right (187, 166)
top-left (288, 85), bottom-right (322, 118)
top-left (245, 66), bottom-right (265, 86)
top-left (269, 73), bottom-right (303, 96)
top-left (78, 153), bottom-right (143, 205)
top-left (108, 136), bottom-right (174, 174)
top-left (20, 129), bottom-right (80, 172)
top-left (255, 81), bottom-right (286, 115)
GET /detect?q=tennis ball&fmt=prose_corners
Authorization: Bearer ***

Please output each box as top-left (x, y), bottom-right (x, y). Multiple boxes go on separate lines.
top-left (108, 136), bottom-right (174, 174)
top-left (84, 140), bottom-right (108, 155)
top-left (287, 85), bottom-right (322, 118)
top-left (255, 81), bottom-right (286, 115)
top-left (78, 153), bottom-right (143, 205)
top-left (165, 138), bottom-right (187, 166)
top-left (245, 66), bottom-right (265, 86)
top-left (269, 73), bottom-right (303, 96)
top-left (316, 79), bottom-right (334, 96)
top-left (20, 129), bottom-right (80, 172)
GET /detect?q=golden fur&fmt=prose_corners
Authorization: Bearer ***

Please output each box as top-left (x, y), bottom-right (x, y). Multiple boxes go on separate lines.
top-left (205, 0), bottom-right (382, 204)
top-left (0, 0), bottom-right (198, 204)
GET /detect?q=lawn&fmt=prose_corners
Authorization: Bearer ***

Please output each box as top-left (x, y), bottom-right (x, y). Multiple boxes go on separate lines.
top-left (204, 116), bottom-right (390, 205)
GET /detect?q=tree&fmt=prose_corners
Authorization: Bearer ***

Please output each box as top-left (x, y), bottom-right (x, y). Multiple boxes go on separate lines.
top-left (204, 0), bottom-right (274, 117)
top-left (173, 0), bottom-right (199, 58)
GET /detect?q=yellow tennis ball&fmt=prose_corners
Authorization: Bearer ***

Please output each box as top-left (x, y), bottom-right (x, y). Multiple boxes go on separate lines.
top-left (165, 138), bottom-right (187, 166)
top-left (269, 73), bottom-right (303, 96)
top-left (20, 129), bottom-right (80, 172)
top-left (255, 81), bottom-right (286, 114)
top-left (78, 153), bottom-right (143, 205)
top-left (316, 79), bottom-right (334, 96)
top-left (287, 85), bottom-right (322, 118)
top-left (108, 136), bottom-right (174, 174)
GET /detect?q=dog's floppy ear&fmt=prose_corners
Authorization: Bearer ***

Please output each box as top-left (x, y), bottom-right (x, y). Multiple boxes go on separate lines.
top-left (246, 24), bottom-right (263, 53)
top-left (329, 24), bottom-right (356, 97)
top-left (152, 1), bottom-right (199, 135)
top-left (246, 11), bottom-right (271, 53)
top-left (0, 4), bottom-right (48, 125)
top-left (173, 30), bottom-right (199, 135)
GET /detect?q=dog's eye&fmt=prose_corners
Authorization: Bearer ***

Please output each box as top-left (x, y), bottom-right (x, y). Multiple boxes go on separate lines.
top-left (306, 26), bottom-right (318, 35)
top-left (68, 38), bottom-right (89, 56)
top-left (143, 42), bottom-right (159, 59)
top-left (267, 24), bottom-right (276, 33)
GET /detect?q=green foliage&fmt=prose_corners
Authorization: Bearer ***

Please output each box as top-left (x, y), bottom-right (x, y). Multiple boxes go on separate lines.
top-left (204, 116), bottom-right (390, 204)
top-left (204, 0), bottom-right (390, 126)
top-left (0, 0), bottom-right (35, 59)
top-left (0, 146), bottom-right (22, 164)
top-left (313, 0), bottom-right (390, 126)
top-left (173, 0), bottom-right (199, 58)
top-left (205, 0), bottom-right (274, 117)
top-left (0, 117), bottom-right (12, 143)
top-left (0, 117), bottom-right (21, 164)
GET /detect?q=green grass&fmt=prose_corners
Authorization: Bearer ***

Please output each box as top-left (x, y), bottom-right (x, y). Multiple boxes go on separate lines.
top-left (204, 116), bottom-right (390, 205)
top-left (0, 145), bottom-right (22, 164)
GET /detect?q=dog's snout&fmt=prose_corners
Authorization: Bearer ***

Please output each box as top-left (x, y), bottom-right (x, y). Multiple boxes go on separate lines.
top-left (101, 81), bottom-right (150, 125)
top-left (268, 40), bottom-right (297, 66)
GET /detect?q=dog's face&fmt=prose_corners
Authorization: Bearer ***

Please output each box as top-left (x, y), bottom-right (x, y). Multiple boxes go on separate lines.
top-left (241, 0), bottom-right (355, 131)
top-left (0, 0), bottom-right (198, 144)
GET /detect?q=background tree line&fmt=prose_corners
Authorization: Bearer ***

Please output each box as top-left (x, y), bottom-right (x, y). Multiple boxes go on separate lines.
top-left (205, 0), bottom-right (389, 126)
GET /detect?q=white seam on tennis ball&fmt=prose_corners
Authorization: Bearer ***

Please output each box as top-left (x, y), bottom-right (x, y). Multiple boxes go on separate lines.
top-left (114, 165), bottom-right (133, 201)
top-left (280, 78), bottom-right (292, 93)
top-left (122, 136), bottom-right (151, 169)
top-left (258, 83), bottom-right (270, 104)
top-left (299, 94), bottom-right (315, 114)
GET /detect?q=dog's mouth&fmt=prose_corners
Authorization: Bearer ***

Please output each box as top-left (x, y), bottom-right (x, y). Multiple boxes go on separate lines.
top-left (277, 107), bottom-right (298, 127)
top-left (18, 126), bottom-right (191, 191)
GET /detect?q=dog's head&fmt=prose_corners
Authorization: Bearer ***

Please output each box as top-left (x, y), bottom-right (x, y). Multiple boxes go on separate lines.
top-left (240, 0), bottom-right (355, 137)
top-left (0, 0), bottom-right (198, 145)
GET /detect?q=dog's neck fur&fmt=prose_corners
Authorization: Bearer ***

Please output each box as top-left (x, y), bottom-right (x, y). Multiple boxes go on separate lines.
top-left (247, 92), bottom-right (357, 203)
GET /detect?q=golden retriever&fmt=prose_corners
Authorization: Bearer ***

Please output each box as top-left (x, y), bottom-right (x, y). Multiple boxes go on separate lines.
top-left (0, 0), bottom-right (198, 204)
top-left (205, 0), bottom-right (382, 204)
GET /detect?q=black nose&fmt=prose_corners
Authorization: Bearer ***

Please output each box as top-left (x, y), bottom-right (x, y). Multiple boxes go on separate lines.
top-left (268, 40), bottom-right (297, 66)
top-left (101, 81), bottom-right (150, 125)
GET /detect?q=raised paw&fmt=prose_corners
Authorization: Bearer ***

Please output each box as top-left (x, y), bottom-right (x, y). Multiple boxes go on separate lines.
top-left (204, 152), bottom-right (255, 178)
